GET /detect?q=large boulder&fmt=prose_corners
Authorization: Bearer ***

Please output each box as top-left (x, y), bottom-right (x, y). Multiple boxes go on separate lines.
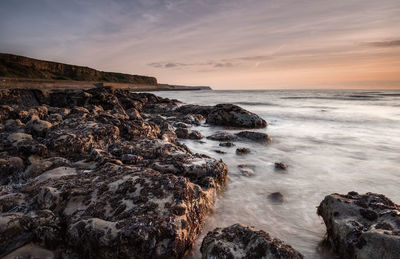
top-left (200, 224), bottom-right (304, 259)
top-left (207, 104), bottom-right (267, 128)
top-left (317, 192), bottom-right (400, 259)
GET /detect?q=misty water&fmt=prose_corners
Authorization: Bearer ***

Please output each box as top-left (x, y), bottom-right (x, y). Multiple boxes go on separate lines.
top-left (153, 90), bottom-right (400, 258)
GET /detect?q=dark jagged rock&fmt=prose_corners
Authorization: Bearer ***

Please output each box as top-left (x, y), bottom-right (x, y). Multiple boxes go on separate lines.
top-left (207, 104), bottom-right (267, 128)
top-left (275, 162), bottom-right (288, 170)
top-left (236, 131), bottom-right (272, 143)
top-left (200, 224), bottom-right (304, 259)
top-left (268, 192), bottom-right (285, 203)
top-left (213, 150), bottom-right (226, 154)
top-left (219, 142), bottom-right (235, 147)
top-left (237, 164), bottom-right (255, 177)
top-left (175, 128), bottom-right (203, 140)
top-left (236, 147), bottom-right (251, 155)
top-left (207, 131), bottom-right (237, 141)
top-left (0, 87), bottom-right (231, 258)
top-left (317, 192), bottom-right (400, 259)
top-left (175, 104), bottom-right (267, 128)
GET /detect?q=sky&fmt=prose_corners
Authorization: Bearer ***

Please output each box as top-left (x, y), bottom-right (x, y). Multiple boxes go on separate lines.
top-left (0, 0), bottom-right (399, 89)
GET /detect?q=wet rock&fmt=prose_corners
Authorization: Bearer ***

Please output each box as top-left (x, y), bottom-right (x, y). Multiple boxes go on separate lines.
top-left (149, 115), bottom-right (177, 142)
top-left (268, 192), bottom-right (284, 203)
top-left (0, 210), bottom-right (62, 257)
top-left (275, 162), bottom-right (288, 170)
top-left (175, 128), bottom-right (203, 140)
top-left (200, 224), bottom-right (304, 259)
top-left (0, 156), bottom-right (24, 184)
top-left (213, 150), bottom-right (226, 154)
top-left (2, 243), bottom-right (55, 259)
top-left (207, 104), bottom-right (267, 128)
top-left (237, 164), bottom-right (255, 177)
top-left (26, 118), bottom-right (52, 136)
top-left (175, 104), bottom-right (212, 117)
top-left (173, 122), bottom-right (190, 128)
top-left (219, 142), bottom-right (235, 147)
top-left (207, 131), bottom-right (238, 141)
top-left (6, 132), bottom-right (48, 157)
top-left (120, 154), bottom-right (143, 164)
top-left (318, 192), bottom-right (400, 259)
top-left (236, 131), bottom-right (272, 143)
top-left (236, 147), bottom-right (251, 155)
top-left (126, 108), bottom-right (142, 120)
top-left (23, 157), bottom-right (71, 179)
top-left (4, 119), bottom-right (25, 131)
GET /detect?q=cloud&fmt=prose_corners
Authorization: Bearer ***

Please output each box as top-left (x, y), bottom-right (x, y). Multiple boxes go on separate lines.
top-left (360, 40), bottom-right (400, 47)
top-left (148, 60), bottom-right (236, 69)
top-left (214, 62), bottom-right (233, 67)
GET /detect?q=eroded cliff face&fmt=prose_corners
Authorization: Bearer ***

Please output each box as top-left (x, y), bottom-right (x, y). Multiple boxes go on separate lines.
top-left (0, 53), bottom-right (158, 85)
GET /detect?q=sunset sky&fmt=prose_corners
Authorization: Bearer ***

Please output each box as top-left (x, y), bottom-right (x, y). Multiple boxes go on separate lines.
top-left (1, 0), bottom-right (399, 89)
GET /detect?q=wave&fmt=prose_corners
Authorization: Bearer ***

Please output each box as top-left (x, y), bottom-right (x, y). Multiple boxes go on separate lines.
top-left (232, 101), bottom-right (280, 106)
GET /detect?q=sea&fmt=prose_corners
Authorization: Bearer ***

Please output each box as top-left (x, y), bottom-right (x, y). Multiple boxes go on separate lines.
top-left (152, 90), bottom-right (400, 258)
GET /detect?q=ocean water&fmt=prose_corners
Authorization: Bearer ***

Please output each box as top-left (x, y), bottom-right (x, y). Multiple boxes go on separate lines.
top-left (153, 90), bottom-right (400, 258)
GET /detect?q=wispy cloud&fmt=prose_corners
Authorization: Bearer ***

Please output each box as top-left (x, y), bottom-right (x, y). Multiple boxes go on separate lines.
top-left (360, 40), bottom-right (400, 48)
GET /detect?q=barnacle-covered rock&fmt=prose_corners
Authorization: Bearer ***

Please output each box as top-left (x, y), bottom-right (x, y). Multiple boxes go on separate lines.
top-left (318, 192), bottom-right (400, 259)
top-left (201, 224), bottom-right (303, 259)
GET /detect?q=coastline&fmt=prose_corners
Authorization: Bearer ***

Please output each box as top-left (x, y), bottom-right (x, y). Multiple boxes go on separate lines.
top-left (1, 87), bottom-right (399, 258)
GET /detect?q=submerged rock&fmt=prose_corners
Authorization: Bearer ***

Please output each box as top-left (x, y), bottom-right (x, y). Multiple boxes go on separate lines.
top-left (207, 131), bottom-right (238, 141)
top-left (219, 142), bottom-right (235, 147)
top-left (200, 224), bottom-right (304, 259)
top-left (268, 192), bottom-right (285, 203)
top-left (317, 192), bottom-right (400, 259)
top-left (275, 162), bottom-right (288, 170)
top-left (236, 147), bottom-right (251, 155)
top-left (236, 131), bottom-right (272, 143)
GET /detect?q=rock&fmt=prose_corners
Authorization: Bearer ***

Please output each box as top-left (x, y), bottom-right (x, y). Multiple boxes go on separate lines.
top-left (207, 104), bottom-right (267, 128)
top-left (236, 131), bottom-right (272, 143)
top-left (207, 131), bottom-right (238, 141)
top-left (200, 224), bottom-right (304, 259)
top-left (275, 162), bottom-right (288, 170)
top-left (6, 132), bottom-right (48, 157)
top-left (2, 243), bottom-right (55, 259)
top-left (23, 157), bottom-right (71, 179)
top-left (236, 147), bottom-right (251, 155)
top-left (4, 119), bottom-right (25, 131)
top-left (317, 192), bottom-right (400, 259)
top-left (120, 154), bottom-right (143, 164)
top-left (0, 210), bottom-right (62, 257)
top-left (268, 192), bottom-right (284, 203)
top-left (175, 128), bottom-right (203, 140)
top-left (237, 164), bottom-right (255, 177)
top-left (0, 156), bottom-right (24, 184)
top-left (213, 150), bottom-right (226, 154)
top-left (173, 122), bottom-right (190, 128)
top-left (126, 108), bottom-right (142, 120)
top-left (26, 118), bottom-right (52, 136)
top-left (219, 142), bottom-right (235, 147)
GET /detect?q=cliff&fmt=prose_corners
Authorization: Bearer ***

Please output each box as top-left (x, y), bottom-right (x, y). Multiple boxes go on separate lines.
top-left (0, 53), bottom-right (157, 85)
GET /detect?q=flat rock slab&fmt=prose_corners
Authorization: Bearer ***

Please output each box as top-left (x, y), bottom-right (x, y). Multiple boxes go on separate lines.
top-left (318, 192), bottom-right (400, 259)
top-left (200, 224), bottom-right (304, 259)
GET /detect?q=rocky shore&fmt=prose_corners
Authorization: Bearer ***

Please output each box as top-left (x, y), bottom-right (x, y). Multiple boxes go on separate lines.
top-left (0, 87), bottom-right (267, 258)
top-left (1, 87), bottom-right (398, 259)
